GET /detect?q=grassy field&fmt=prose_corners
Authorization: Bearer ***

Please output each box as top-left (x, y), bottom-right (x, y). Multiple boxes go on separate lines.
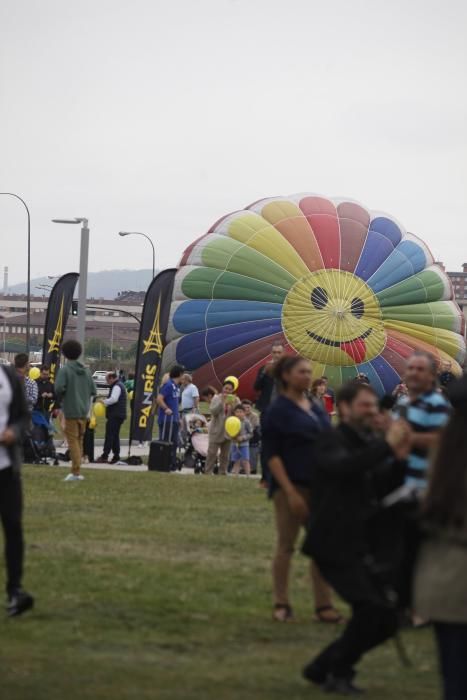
top-left (0, 467), bottom-right (440, 700)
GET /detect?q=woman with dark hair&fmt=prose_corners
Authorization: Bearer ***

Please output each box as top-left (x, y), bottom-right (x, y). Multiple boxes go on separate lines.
top-left (310, 378), bottom-right (327, 410)
top-left (262, 355), bottom-right (341, 623)
top-left (414, 376), bottom-right (467, 700)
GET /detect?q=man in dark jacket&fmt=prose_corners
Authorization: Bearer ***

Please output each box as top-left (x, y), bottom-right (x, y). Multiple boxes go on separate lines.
top-left (96, 372), bottom-right (127, 464)
top-left (0, 362), bottom-right (34, 616)
top-left (253, 342), bottom-right (285, 412)
top-left (254, 342), bottom-right (285, 485)
top-left (34, 365), bottom-right (56, 415)
top-left (302, 381), bottom-right (411, 695)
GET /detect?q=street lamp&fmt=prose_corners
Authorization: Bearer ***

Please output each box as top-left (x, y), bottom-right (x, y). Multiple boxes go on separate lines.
top-left (0, 192), bottom-right (31, 354)
top-left (118, 231), bottom-right (155, 281)
top-left (51, 218), bottom-right (89, 351)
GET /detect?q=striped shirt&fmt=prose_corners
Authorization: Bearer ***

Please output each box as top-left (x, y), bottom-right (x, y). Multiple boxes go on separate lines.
top-left (395, 390), bottom-right (450, 488)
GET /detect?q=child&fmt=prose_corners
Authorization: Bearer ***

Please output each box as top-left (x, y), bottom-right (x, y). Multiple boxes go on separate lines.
top-left (230, 404), bottom-right (253, 476)
top-left (191, 418), bottom-right (207, 433)
top-left (241, 400), bottom-right (260, 474)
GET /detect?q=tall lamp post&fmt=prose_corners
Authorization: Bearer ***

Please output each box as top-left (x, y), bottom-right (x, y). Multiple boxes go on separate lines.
top-left (0, 192), bottom-right (31, 354)
top-left (118, 231), bottom-right (155, 281)
top-left (51, 218), bottom-right (89, 351)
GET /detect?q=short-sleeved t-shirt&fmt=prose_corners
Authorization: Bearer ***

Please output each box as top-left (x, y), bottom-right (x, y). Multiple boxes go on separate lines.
top-left (394, 390), bottom-right (450, 488)
top-left (181, 383), bottom-right (199, 411)
top-left (157, 379), bottom-right (180, 423)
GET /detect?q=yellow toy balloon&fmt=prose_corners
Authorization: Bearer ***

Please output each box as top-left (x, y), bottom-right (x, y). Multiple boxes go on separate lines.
top-left (128, 390), bottom-right (134, 400)
top-left (224, 375), bottom-right (239, 392)
top-left (93, 402), bottom-right (106, 418)
top-left (225, 416), bottom-right (241, 438)
top-left (88, 415), bottom-right (97, 430)
top-left (29, 367), bottom-right (40, 380)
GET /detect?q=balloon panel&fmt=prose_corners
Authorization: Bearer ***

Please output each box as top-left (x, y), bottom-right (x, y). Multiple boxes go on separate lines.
top-left (171, 300), bottom-right (282, 336)
top-left (165, 193), bottom-right (466, 397)
top-left (355, 216), bottom-right (403, 281)
top-left (256, 200), bottom-right (324, 272)
top-left (376, 267), bottom-right (450, 307)
top-left (192, 334), bottom-right (289, 391)
top-left (298, 196), bottom-right (341, 269)
top-left (179, 266), bottom-right (288, 303)
top-left (336, 201), bottom-right (370, 273)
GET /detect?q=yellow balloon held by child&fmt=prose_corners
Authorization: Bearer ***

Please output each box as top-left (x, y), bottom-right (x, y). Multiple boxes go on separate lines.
top-left (29, 367), bottom-right (40, 380)
top-left (225, 416), bottom-right (241, 438)
top-left (93, 401), bottom-right (106, 418)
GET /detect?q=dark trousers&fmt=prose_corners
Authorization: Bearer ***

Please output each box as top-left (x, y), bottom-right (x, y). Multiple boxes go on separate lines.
top-left (103, 416), bottom-right (125, 458)
top-left (259, 413), bottom-right (268, 481)
top-left (158, 419), bottom-right (179, 470)
top-left (307, 561), bottom-right (398, 681)
top-left (434, 622), bottom-right (467, 700)
top-left (0, 467), bottom-right (24, 596)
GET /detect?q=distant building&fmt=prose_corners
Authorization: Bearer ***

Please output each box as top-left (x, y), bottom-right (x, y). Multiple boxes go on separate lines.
top-left (115, 290), bottom-right (146, 303)
top-left (446, 263), bottom-right (467, 305)
top-left (435, 263), bottom-right (467, 334)
top-left (0, 293), bottom-right (142, 353)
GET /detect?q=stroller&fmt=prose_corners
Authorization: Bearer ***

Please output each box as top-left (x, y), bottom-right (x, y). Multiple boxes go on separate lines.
top-left (181, 413), bottom-right (209, 474)
top-left (24, 410), bottom-right (59, 465)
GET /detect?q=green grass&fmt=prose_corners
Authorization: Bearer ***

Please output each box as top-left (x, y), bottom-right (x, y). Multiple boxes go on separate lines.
top-left (0, 468), bottom-right (440, 700)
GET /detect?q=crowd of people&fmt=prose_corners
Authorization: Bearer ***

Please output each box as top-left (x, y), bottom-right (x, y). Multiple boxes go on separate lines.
top-left (1, 340), bottom-right (467, 699)
top-left (261, 350), bottom-right (466, 697)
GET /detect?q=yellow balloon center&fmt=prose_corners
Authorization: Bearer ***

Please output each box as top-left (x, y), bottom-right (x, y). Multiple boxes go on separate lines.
top-left (282, 269), bottom-right (386, 366)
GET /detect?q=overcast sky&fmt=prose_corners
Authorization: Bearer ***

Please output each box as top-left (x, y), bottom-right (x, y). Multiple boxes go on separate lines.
top-left (1, 0), bottom-right (466, 286)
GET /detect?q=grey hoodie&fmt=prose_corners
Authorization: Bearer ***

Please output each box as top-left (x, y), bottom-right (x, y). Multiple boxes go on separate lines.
top-left (55, 360), bottom-right (96, 419)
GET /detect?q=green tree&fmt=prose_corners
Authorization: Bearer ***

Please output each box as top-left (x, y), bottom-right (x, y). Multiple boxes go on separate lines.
top-left (85, 337), bottom-right (111, 359)
top-left (123, 341), bottom-right (138, 361)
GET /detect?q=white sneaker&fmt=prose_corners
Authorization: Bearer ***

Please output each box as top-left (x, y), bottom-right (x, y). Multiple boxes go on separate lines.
top-left (77, 474), bottom-right (85, 480)
top-left (64, 474), bottom-right (81, 482)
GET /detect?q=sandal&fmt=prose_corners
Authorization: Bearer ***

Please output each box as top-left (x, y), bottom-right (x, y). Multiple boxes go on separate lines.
top-left (272, 603), bottom-right (294, 622)
top-left (313, 605), bottom-right (345, 624)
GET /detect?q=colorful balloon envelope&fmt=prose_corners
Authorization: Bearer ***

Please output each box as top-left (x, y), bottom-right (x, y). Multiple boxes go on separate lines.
top-left (163, 194), bottom-right (465, 396)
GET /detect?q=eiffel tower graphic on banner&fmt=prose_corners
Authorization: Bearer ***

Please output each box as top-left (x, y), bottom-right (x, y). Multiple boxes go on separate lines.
top-left (143, 297), bottom-right (163, 355)
top-left (48, 297), bottom-right (65, 354)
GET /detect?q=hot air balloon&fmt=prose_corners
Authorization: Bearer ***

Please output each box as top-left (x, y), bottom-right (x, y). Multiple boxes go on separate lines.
top-left (163, 194), bottom-right (465, 396)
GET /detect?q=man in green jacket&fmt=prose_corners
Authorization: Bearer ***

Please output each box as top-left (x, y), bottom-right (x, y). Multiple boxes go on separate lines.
top-left (55, 340), bottom-right (96, 482)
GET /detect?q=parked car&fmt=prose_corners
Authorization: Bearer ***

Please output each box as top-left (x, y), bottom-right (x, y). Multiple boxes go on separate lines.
top-left (92, 370), bottom-right (110, 388)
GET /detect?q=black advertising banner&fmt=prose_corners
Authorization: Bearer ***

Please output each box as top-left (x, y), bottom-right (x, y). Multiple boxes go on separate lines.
top-left (42, 272), bottom-right (79, 383)
top-left (131, 268), bottom-right (177, 443)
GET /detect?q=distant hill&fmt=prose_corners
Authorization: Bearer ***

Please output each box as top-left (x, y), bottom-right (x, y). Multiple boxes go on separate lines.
top-left (8, 269), bottom-right (156, 299)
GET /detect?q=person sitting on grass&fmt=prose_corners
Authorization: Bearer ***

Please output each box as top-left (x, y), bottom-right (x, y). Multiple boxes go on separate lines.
top-left (231, 404), bottom-right (253, 477)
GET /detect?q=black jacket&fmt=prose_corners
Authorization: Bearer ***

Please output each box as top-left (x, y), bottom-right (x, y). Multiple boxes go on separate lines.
top-left (35, 378), bottom-right (56, 413)
top-left (0, 365), bottom-right (29, 471)
top-left (106, 380), bottom-right (127, 419)
top-left (254, 365), bottom-right (276, 412)
top-left (303, 423), bottom-right (405, 567)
